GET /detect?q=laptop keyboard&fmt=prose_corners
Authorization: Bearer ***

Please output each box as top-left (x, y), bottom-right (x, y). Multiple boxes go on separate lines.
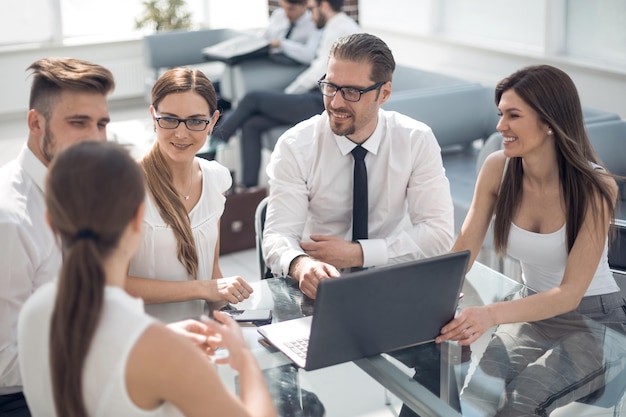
top-left (284, 337), bottom-right (309, 359)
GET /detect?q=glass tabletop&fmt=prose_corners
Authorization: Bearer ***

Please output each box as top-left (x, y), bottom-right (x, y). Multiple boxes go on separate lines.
top-left (213, 262), bottom-right (626, 417)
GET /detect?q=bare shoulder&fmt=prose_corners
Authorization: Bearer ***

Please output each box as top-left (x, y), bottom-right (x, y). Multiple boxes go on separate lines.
top-left (482, 149), bottom-right (507, 172)
top-left (477, 150), bottom-right (508, 194)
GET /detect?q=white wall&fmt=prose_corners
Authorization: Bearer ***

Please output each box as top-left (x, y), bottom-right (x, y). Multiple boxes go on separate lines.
top-left (359, 0), bottom-right (626, 118)
top-left (0, 40), bottom-right (144, 117)
top-left (0, 1), bottom-right (624, 119)
top-left (364, 28), bottom-right (626, 119)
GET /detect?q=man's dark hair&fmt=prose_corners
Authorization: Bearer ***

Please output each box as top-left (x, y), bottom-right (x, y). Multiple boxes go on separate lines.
top-left (329, 33), bottom-right (395, 83)
top-left (317, 0), bottom-right (344, 12)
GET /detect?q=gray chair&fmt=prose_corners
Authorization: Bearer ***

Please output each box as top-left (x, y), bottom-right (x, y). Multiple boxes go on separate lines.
top-left (254, 196), bottom-right (273, 280)
top-left (610, 219), bottom-right (626, 277)
top-left (142, 28), bottom-right (245, 99)
top-left (586, 119), bottom-right (626, 217)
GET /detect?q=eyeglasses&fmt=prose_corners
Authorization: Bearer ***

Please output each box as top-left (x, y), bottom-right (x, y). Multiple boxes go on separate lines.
top-left (317, 76), bottom-right (387, 102)
top-left (154, 113), bottom-right (215, 131)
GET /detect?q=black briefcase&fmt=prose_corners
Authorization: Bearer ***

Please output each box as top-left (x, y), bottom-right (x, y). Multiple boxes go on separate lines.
top-left (220, 187), bottom-right (267, 255)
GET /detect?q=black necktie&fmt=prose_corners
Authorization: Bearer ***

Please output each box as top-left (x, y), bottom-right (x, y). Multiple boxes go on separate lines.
top-left (351, 145), bottom-right (368, 241)
top-left (284, 23), bottom-right (295, 39)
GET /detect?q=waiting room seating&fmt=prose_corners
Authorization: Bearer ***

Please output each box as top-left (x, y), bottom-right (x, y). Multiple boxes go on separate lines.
top-left (142, 28), bottom-right (245, 100)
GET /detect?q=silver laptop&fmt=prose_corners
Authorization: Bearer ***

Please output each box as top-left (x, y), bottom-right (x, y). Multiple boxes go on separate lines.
top-left (202, 34), bottom-right (269, 64)
top-left (257, 251), bottom-right (470, 371)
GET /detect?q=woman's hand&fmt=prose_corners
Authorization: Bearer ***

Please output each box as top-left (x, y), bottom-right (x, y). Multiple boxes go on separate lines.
top-left (203, 276), bottom-right (254, 304)
top-left (166, 319), bottom-right (213, 355)
top-left (201, 311), bottom-right (253, 371)
top-left (436, 306), bottom-right (496, 346)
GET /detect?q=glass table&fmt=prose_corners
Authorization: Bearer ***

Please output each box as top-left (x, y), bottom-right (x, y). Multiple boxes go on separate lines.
top-left (212, 262), bottom-right (626, 417)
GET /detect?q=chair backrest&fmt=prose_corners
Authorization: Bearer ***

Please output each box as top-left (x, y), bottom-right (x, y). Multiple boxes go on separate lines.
top-left (610, 219), bottom-right (626, 274)
top-left (383, 84), bottom-right (496, 150)
top-left (254, 196), bottom-right (273, 279)
top-left (143, 28), bottom-right (243, 76)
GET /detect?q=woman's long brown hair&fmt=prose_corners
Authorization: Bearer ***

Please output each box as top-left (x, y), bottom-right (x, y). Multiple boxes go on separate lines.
top-left (46, 142), bottom-right (145, 417)
top-left (143, 68), bottom-right (218, 278)
top-left (493, 65), bottom-right (616, 254)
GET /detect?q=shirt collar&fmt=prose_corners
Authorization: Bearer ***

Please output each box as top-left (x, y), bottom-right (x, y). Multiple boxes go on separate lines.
top-left (18, 145), bottom-right (48, 192)
top-left (295, 10), bottom-right (311, 25)
top-left (334, 109), bottom-right (384, 156)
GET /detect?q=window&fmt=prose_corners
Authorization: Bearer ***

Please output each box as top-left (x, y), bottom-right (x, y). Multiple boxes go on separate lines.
top-left (439, 0), bottom-right (546, 52)
top-left (60, 0), bottom-right (146, 39)
top-left (565, 0), bottom-right (626, 67)
top-left (0, 0), bottom-right (56, 45)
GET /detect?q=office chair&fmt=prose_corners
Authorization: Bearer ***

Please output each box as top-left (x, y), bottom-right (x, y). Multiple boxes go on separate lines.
top-left (254, 196), bottom-right (273, 280)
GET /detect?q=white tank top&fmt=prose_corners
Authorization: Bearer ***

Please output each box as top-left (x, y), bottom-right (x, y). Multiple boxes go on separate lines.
top-left (501, 158), bottom-right (618, 295)
top-left (18, 283), bottom-right (185, 417)
top-left (508, 223), bottom-right (618, 295)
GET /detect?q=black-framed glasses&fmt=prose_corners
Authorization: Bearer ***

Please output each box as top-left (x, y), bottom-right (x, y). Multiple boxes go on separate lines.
top-left (154, 113), bottom-right (215, 131)
top-left (317, 75), bottom-right (387, 102)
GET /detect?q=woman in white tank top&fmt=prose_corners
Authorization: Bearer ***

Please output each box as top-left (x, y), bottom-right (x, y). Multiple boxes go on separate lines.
top-left (17, 142), bottom-right (276, 417)
top-left (435, 65), bottom-right (625, 416)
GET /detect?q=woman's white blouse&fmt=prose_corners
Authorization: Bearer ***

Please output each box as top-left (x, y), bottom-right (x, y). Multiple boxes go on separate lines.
top-left (129, 158), bottom-right (231, 323)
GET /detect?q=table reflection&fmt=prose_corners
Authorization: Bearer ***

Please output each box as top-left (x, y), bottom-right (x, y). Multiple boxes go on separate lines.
top-left (458, 286), bottom-right (626, 417)
top-left (211, 263), bottom-right (626, 417)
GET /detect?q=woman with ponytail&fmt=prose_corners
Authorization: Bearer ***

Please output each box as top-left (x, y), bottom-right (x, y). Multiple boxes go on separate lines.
top-left (18, 141), bottom-right (276, 417)
top-left (126, 68), bottom-right (253, 323)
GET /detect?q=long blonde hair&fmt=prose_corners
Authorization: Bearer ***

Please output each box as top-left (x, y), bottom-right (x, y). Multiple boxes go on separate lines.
top-left (143, 68), bottom-right (218, 278)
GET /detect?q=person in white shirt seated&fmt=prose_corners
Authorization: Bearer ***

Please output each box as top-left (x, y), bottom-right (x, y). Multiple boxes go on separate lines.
top-left (263, 33), bottom-right (455, 298)
top-left (210, 0), bottom-right (360, 188)
top-left (0, 57), bottom-right (114, 417)
top-left (18, 141), bottom-right (277, 417)
top-left (263, 0), bottom-right (319, 65)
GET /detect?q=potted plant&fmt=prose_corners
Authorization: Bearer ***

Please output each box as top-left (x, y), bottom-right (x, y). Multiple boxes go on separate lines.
top-left (135, 0), bottom-right (192, 32)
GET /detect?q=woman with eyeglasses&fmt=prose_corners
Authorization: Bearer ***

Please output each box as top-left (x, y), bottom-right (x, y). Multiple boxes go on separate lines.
top-left (18, 141), bottom-right (276, 417)
top-left (126, 68), bottom-right (254, 323)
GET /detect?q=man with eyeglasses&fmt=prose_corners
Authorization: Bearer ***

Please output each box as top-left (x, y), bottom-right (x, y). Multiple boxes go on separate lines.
top-left (263, 33), bottom-right (454, 299)
top-left (210, 0), bottom-right (360, 189)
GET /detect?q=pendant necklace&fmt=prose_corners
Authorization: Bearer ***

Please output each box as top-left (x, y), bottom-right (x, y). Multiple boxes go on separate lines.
top-left (180, 163), bottom-right (193, 201)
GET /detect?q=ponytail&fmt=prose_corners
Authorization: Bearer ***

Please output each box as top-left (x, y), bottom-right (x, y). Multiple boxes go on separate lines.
top-left (50, 234), bottom-right (104, 417)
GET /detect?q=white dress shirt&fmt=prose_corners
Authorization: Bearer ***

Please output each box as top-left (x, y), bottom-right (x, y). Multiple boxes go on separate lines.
top-left (263, 7), bottom-right (319, 64)
top-left (284, 12), bottom-right (361, 94)
top-left (264, 110), bottom-right (455, 276)
top-left (0, 145), bottom-right (60, 394)
top-left (128, 158), bottom-right (231, 323)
